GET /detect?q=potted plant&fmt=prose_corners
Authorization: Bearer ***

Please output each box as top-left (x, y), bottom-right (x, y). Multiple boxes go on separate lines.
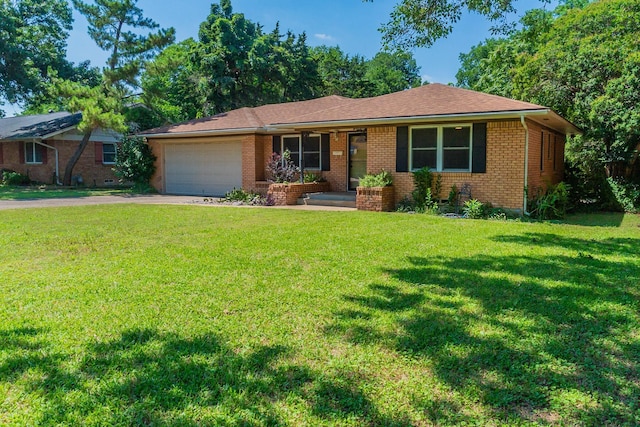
top-left (265, 151), bottom-right (330, 205)
top-left (356, 171), bottom-right (395, 212)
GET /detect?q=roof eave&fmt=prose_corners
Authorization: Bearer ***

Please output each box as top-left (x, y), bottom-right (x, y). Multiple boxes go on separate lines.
top-left (141, 127), bottom-right (264, 139)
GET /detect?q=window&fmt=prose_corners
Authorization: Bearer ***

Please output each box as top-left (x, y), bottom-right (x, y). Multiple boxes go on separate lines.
top-left (410, 125), bottom-right (472, 171)
top-left (443, 126), bottom-right (471, 170)
top-left (25, 142), bottom-right (43, 164)
top-left (282, 136), bottom-right (300, 166)
top-left (303, 135), bottom-right (321, 169)
top-left (280, 134), bottom-right (323, 170)
top-left (102, 143), bottom-right (116, 164)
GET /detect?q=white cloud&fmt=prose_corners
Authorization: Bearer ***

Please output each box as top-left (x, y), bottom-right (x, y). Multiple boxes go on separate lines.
top-left (421, 74), bottom-right (435, 84)
top-left (314, 33), bottom-right (335, 42)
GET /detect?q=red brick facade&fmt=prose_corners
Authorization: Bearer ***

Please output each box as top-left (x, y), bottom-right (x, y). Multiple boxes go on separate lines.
top-left (0, 138), bottom-right (118, 185)
top-left (148, 118), bottom-right (566, 211)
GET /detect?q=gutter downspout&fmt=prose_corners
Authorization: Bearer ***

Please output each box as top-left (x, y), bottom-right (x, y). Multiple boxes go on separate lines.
top-left (34, 140), bottom-right (62, 185)
top-left (520, 115), bottom-right (530, 215)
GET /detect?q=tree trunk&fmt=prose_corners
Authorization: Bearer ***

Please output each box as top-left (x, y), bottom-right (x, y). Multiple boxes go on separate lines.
top-left (63, 130), bottom-right (93, 185)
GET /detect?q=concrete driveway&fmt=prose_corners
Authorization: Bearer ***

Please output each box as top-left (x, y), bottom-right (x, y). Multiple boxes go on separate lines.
top-left (0, 194), bottom-right (205, 210)
top-left (0, 194), bottom-right (355, 211)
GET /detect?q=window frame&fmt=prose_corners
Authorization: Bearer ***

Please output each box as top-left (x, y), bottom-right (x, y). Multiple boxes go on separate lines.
top-left (102, 143), bottom-right (117, 164)
top-left (280, 133), bottom-right (323, 171)
top-left (25, 142), bottom-right (43, 164)
top-left (409, 124), bottom-right (473, 172)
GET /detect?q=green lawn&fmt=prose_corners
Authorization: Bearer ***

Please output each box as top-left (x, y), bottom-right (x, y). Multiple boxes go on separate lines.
top-left (0, 186), bottom-right (133, 200)
top-left (1, 206), bottom-right (638, 426)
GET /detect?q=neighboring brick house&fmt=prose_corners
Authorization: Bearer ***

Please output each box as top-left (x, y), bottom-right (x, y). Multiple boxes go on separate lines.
top-left (0, 112), bottom-right (121, 186)
top-left (141, 84), bottom-right (580, 212)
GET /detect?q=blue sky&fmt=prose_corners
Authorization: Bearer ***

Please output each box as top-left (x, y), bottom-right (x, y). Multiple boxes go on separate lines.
top-left (6, 0), bottom-right (554, 116)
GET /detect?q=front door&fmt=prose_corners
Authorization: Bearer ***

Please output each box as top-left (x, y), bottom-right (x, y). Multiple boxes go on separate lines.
top-left (348, 133), bottom-right (367, 191)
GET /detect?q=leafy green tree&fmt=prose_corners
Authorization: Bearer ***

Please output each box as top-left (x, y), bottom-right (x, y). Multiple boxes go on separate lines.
top-left (0, 0), bottom-right (72, 116)
top-left (141, 39), bottom-right (201, 124)
top-left (365, 51), bottom-right (422, 95)
top-left (311, 46), bottom-right (373, 98)
top-left (72, 0), bottom-right (175, 90)
top-left (365, 0), bottom-right (526, 49)
top-left (514, 0), bottom-right (640, 177)
top-left (311, 47), bottom-right (421, 98)
top-left (455, 0), bottom-right (640, 207)
top-left (52, 0), bottom-right (174, 185)
top-left (52, 78), bottom-right (127, 185)
top-left (22, 61), bottom-right (102, 115)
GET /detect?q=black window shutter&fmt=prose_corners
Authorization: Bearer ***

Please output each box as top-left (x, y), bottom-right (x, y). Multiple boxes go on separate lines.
top-left (472, 123), bottom-right (487, 173)
top-left (396, 126), bottom-right (409, 172)
top-left (321, 134), bottom-right (330, 171)
top-left (272, 135), bottom-right (281, 155)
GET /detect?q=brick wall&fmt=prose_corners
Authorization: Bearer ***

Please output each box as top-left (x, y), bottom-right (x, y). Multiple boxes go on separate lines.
top-left (0, 139), bottom-right (117, 185)
top-left (260, 132), bottom-right (348, 191)
top-left (147, 120), bottom-right (566, 208)
top-left (527, 121), bottom-right (565, 196)
top-left (367, 121), bottom-right (528, 210)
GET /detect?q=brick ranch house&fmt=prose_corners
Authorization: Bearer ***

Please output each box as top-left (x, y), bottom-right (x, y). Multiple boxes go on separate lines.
top-left (0, 112), bottom-right (121, 186)
top-left (141, 84), bottom-right (580, 212)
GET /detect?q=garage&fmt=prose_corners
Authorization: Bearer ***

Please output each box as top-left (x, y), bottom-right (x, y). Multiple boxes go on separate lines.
top-left (164, 141), bottom-right (243, 196)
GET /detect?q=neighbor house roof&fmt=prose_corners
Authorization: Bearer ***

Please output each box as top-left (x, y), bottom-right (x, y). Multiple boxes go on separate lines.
top-left (0, 112), bottom-right (82, 140)
top-left (140, 84), bottom-right (581, 137)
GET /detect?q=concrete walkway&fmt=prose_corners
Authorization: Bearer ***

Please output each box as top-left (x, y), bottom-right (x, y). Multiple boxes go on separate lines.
top-left (0, 194), bottom-right (356, 211)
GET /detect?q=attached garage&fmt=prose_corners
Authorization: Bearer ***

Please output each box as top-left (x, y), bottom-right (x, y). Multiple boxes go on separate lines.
top-left (164, 141), bottom-right (242, 196)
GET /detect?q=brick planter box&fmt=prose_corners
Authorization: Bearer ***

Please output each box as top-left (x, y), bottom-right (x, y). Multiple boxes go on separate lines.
top-left (356, 186), bottom-right (395, 212)
top-left (267, 182), bottom-right (331, 205)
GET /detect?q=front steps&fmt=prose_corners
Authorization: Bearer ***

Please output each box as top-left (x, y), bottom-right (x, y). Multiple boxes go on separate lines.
top-left (299, 192), bottom-right (356, 208)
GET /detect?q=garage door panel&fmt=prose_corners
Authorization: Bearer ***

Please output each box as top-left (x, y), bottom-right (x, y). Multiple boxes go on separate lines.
top-left (165, 142), bottom-right (242, 196)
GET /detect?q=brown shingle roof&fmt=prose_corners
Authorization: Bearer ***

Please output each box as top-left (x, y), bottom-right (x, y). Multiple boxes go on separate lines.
top-left (141, 84), bottom-right (578, 136)
top-left (274, 83), bottom-right (546, 125)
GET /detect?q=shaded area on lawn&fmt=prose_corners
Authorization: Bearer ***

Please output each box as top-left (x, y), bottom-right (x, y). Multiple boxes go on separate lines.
top-left (0, 327), bottom-right (411, 426)
top-left (328, 235), bottom-right (640, 425)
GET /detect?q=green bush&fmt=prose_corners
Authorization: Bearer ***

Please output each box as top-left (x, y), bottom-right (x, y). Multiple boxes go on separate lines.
top-left (267, 150), bottom-right (300, 183)
top-left (607, 177), bottom-right (640, 213)
top-left (411, 167), bottom-right (433, 207)
top-left (359, 171), bottom-right (393, 187)
top-left (114, 136), bottom-right (157, 185)
top-left (463, 199), bottom-right (485, 219)
top-left (529, 182), bottom-right (570, 220)
top-left (221, 188), bottom-right (273, 206)
top-left (303, 172), bottom-right (326, 183)
top-left (1, 170), bottom-right (30, 186)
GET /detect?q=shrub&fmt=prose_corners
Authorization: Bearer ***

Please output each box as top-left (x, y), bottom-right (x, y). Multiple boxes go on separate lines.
top-left (411, 167), bottom-right (433, 207)
top-left (114, 135), bottom-right (157, 185)
top-left (303, 172), bottom-right (326, 183)
top-left (607, 177), bottom-right (640, 213)
top-left (433, 173), bottom-right (442, 200)
top-left (463, 199), bottom-right (485, 219)
top-left (359, 171), bottom-right (393, 187)
top-left (529, 182), bottom-right (570, 220)
top-left (1, 170), bottom-right (30, 186)
top-left (446, 184), bottom-right (459, 212)
top-left (221, 188), bottom-right (273, 206)
top-left (267, 150), bottom-right (300, 183)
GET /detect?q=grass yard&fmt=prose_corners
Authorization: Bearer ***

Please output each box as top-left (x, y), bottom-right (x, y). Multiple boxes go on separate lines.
top-left (0, 206), bottom-right (638, 426)
top-left (0, 186), bottom-right (133, 200)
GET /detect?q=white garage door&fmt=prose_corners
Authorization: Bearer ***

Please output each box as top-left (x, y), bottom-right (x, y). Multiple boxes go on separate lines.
top-left (164, 142), bottom-right (243, 196)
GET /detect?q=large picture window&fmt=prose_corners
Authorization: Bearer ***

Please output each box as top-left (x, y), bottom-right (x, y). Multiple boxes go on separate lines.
top-left (280, 134), bottom-right (323, 170)
top-left (25, 142), bottom-right (43, 164)
top-left (410, 125), bottom-right (472, 171)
